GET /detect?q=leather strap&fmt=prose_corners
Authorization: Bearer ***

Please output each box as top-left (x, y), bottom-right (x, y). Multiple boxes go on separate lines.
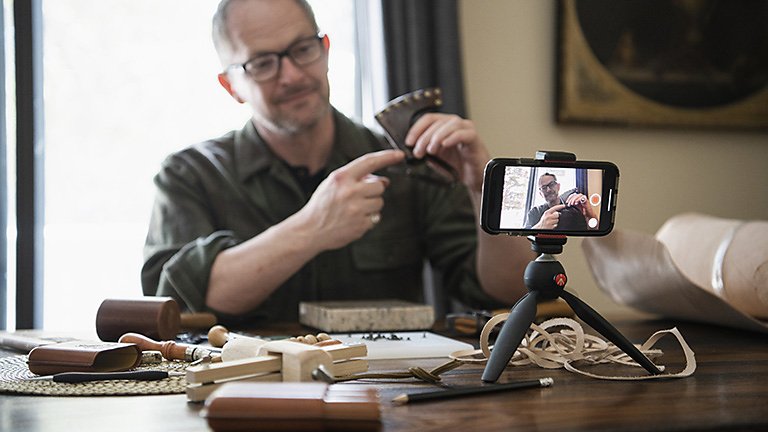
top-left (449, 315), bottom-right (696, 380)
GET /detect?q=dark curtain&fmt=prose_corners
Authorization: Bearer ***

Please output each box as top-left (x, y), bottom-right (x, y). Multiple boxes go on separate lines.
top-left (576, 168), bottom-right (587, 194)
top-left (380, 0), bottom-right (469, 316)
top-left (381, 0), bottom-right (467, 117)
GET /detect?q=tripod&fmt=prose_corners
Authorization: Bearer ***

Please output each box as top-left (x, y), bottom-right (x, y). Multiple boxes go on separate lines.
top-left (481, 235), bottom-right (663, 382)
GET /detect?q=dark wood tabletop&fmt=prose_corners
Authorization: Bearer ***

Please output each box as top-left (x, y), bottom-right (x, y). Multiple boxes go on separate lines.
top-left (1, 318), bottom-right (766, 432)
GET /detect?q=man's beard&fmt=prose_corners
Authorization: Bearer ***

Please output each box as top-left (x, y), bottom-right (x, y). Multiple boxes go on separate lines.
top-left (545, 192), bottom-right (559, 206)
top-left (263, 82), bottom-right (331, 135)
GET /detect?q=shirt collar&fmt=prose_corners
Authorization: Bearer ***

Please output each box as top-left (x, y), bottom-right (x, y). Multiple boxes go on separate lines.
top-left (233, 109), bottom-right (376, 183)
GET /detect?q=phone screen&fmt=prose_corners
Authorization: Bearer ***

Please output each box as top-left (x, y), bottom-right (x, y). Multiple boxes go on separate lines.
top-left (481, 159), bottom-right (619, 236)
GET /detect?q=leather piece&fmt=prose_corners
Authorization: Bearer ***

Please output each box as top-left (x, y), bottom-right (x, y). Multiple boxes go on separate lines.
top-left (375, 87), bottom-right (443, 158)
top-left (656, 213), bottom-right (768, 319)
top-left (375, 87), bottom-right (459, 184)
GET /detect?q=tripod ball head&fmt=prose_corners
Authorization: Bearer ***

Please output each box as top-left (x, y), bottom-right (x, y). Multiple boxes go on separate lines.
top-left (524, 256), bottom-right (567, 300)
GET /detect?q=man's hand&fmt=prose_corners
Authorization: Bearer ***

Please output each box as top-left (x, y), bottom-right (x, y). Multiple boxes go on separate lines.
top-left (564, 193), bottom-right (587, 208)
top-left (533, 204), bottom-right (566, 229)
top-left (565, 193), bottom-right (597, 221)
top-left (405, 113), bottom-right (489, 192)
top-left (297, 149), bottom-right (405, 251)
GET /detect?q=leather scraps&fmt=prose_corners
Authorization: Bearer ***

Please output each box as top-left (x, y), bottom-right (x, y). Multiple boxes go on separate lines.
top-left (450, 315), bottom-right (696, 381)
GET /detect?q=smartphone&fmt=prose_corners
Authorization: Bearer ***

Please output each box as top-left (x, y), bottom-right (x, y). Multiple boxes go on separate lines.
top-left (480, 158), bottom-right (619, 236)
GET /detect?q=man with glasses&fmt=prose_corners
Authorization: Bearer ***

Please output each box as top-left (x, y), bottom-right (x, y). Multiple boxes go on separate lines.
top-left (525, 173), bottom-right (594, 230)
top-left (142, 0), bottom-right (532, 324)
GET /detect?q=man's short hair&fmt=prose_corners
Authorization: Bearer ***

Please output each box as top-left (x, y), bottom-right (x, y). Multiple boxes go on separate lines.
top-left (212, 0), bottom-right (319, 62)
top-left (540, 172), bottom-right (557, 182)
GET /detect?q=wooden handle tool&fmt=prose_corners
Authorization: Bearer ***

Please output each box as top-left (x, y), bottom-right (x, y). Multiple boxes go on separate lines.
top-left (119, 332), bottom-right (215, 362)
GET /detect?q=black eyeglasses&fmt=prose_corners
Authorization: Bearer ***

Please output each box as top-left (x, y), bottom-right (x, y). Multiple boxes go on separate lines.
top-left (539, 180), bottom-right (558, 191)
top-left (225, 34), bottom-right (326, 82)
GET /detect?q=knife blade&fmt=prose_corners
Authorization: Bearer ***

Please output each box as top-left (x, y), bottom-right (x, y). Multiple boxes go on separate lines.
top-left (28, 370), bottom-right (185, 383)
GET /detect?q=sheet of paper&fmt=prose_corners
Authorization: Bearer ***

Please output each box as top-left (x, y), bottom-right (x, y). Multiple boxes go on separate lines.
top-left (329, 331), bottom-right (473, 360)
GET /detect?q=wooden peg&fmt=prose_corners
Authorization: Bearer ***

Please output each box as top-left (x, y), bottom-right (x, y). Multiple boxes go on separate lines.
top-left (207, 325), bottom-right (230, 348)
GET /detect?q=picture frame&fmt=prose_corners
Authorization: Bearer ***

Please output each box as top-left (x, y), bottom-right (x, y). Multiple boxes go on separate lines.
top-left (556, 0), bottom-right (768, 130)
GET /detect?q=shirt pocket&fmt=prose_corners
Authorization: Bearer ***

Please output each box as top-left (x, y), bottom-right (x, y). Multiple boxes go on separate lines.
top-left (351, 237), bottom-right (422, 271)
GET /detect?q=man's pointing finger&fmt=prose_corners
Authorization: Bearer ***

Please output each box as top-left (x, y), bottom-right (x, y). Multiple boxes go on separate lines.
top-left (343, 150), bottom-right (405, 179)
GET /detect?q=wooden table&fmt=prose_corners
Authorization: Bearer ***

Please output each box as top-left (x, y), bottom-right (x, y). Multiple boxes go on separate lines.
top-left (1, 318), bottom-right (766, 431)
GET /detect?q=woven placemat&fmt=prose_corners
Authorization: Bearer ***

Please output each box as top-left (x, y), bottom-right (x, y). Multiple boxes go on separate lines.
top-left (0, 355), bottom-right (188, 396)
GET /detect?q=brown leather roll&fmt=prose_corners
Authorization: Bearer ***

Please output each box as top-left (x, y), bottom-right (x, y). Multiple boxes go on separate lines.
top-left (96, 297), bottom-right (181, 342)
top-left (583, 213), bottom-right (768, 333)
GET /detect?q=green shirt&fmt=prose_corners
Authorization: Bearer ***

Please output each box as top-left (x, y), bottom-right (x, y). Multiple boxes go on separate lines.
top-left (142, 110), bottom-right (503, 324)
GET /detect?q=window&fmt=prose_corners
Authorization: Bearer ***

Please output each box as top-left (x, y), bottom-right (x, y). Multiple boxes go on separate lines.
top-left (1, 0), bottom-right (8, 329)
top-left (1, 0), bottom-right (382, 331)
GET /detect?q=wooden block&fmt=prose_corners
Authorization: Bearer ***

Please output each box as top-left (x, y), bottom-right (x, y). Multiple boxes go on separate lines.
top-left (329, 358), bottom-right (368, 377)
top-left (257, 340), bottom-right (333, 382)
top-left (186, 355), bottom-right (282, 385)
top-left (203, 382), bottom-right (380, 431)
top-left (323, 386), bottom-right (380, 422)
top-left (299, 299), bottom-right (435, 332)
top-left (322, 342), bottom-right (367, 361)
top-left (187, 340), bottom-right (370, 402)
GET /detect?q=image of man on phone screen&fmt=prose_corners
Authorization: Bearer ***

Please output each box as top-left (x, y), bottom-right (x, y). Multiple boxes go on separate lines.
top-left (525, 173), bottom-right (596, 230)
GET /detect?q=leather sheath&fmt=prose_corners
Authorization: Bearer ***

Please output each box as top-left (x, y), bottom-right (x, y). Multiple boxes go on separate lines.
top-left (27, 341), bottom-right (142, 375)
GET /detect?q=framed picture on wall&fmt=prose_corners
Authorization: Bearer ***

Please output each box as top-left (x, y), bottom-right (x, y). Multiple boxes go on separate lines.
top-left (556, 0), bottom-right (768, 130)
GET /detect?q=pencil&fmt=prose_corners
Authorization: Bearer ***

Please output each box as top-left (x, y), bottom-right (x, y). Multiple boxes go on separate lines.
top-left (392, 377), bottom-right (553, 405)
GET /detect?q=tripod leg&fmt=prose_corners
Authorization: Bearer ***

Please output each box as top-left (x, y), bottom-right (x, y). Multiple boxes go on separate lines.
top-left (560, 291), bottom-right (662, 375)
top-left (481, 291), bottom-right (540, 383)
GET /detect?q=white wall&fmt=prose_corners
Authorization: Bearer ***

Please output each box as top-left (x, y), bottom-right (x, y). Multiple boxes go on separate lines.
top-left (460, 0), bottom-right (768, 314)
